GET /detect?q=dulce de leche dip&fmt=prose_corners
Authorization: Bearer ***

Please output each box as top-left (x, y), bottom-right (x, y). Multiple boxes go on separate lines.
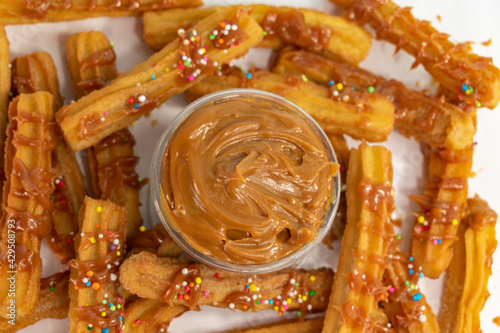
top-left (161, 96), bottom-right (339, 264)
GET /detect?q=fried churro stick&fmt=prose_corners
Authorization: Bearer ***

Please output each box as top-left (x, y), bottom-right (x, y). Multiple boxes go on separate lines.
top-left (381, 239), bottom-right (439, 332)
top-left (222, 317), bottom-right (325, 333)
top-left (439, 196), bottom-right (498, 333)
top-left (0, 92), bottom-right (58, 318)
top-left (0, 0), bottom-right (202, 25)
top-left (410, 145), bottom-right (473, 278)
top-left (88, 129), bottom-right (145, 239)
top-left (69, 197), bottom-right (127, 333)
top-left (187, 68), bottom-right (395, 142)
top-left (57, 7), bottom-right (264, 151)
top-left (0, 26), bottom-right (10, 188)
top-left (124, 299), bottom-right (187, 333)
top-left (0, 271), bottom-right (70, 332)
top-left (128, 223), bottom-right (183, 258)
top-left (11, 51), bottom-right (64, 107)
top-left (143, 5), bottom-right (371, 65)
top-left (330, 0), bottom-right (500, 109)
top-left (66, 31), bottom-right (118, 100)
top-left (272, 49), bottom-right (475, 150)
top-left (120, 251), bottom-right (333, 316)
top-left (323, 143), bottom-right (395, 332)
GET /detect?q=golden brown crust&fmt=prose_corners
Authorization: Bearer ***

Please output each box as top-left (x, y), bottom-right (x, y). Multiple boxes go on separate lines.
top-left (0, 26), bottom-right (10, 189)
top-left (272, 49), bottom-right (476, 151)
top-left (57, 7), bottom-right (264, 151)
top-left (143, 5), bottom-right (371, 65)
top-left (331, 0), bottom-right (500, 109)
top-left (222, 317), bottom-right (325, 333)
top-left (187, 68), bottom-right (395, 142)
top-left (0, 0), bottom-right (203, 25)
top-left (0, 92), bottom-right (58, 318)
top-left (123, 299), bottom-right (187, 333)
top-left (68, 197), bottom-right (127, 333)
top-left (66, 31), bottom-right (118, 100)
top-left (11, 51), bottom-right (64, 107)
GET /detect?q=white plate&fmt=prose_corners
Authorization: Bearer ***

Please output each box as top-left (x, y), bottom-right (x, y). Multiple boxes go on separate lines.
top-left (5, 0), bottom-right (500, 331)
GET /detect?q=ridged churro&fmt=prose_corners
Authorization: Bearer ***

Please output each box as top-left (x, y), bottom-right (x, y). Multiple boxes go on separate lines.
top-left (272, 49), bottom-right (475, 150)
top-left (57, 7), bottom-right (264, 151)
top-left (330, 0), bottom-right (500, 109)
top-left (120, 251), bottom-right (333, 318)
top-left (410, 145), bottom-right (473, 278)
top-left (143, 5), bottom-right (371, 65)
top-left (0, 92), bottom-right (58, 318)
top-left (0, 271), bottom-right (70, 332)
top-left (323, 143), bottom-right (395, 332)
top-left (66, 31), bottom-right (118, 100)
top-left (11, 51), bottom-right (64, 107)
top-left (0, 0), bottom-right (202, 25)
top-left (439, 196), bottom-right (497, 333)
top-left (124, 299), bottom-right (187, 333)
top-left (0, 26), bottom-right (10, 188)
top-left (88, 129), bottom-right (146, 239)
top-left (68, 197), bottom-right (127, 333)
top-left (187, 68), bottom-right (395, 142)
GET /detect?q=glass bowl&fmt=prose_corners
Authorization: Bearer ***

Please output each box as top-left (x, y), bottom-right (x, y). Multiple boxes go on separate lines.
top-left (151, 89), bottom-right (340, 274)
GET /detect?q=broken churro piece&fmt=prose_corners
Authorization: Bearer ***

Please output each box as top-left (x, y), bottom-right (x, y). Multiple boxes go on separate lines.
top-left (323, 143), bottom-right (395, 332)
top-left (66, 31), bottom-right (118, 99)
top-left (143, 5), bottom-right (371, 65)
top-left (11, 51), bottom-right (64, 107)
top-left (120, 251), bottom-right (333, 317)
top-left (0, 0), bottom-right (203, 25)
top-left (57, 7), bottom-right (264, 151)
top-left (272, 49), bottom-right (476, 150)
top-left (410, 145), bottom-right (473, 278)
top-left (439, 196), bottom-right (498, 333)
top-left (0, 92), bottom-right (58, 318)
top-left (68, 197), bottom-right (127, 333)
top-left (330, 0), bottom-right (500, 109)
top-left (187, 68), bottom-right (395, 142)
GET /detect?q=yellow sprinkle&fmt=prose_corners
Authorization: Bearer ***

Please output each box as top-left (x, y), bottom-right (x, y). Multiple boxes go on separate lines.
top-left (302, 296), bottom-right (307, 301)
top-left (96, 206), bottom-right (102, 213)
top-left (139, 226), bottom-right (146, 232)
top-left (301, 74), bottom-right (308, 82)
top-left (465, 89), bottom-right (471, 95)
top-left (309, 275), bottom-right (316, 282)
top-left (249, 284), bottom-right (257, 292)
top-left (452, 219), bottom-right (458, 226)
top-left (90, 237), bottom-right (96, 244)
top-left (101, 312), bottom-right (106, 317)
top-left (298, 294), bottom-right (302, 298)
top-left (116, 251), bottom-right (121, 256)
top-left (165, 67), bottom-right (170, 72)
top-left (273, 306), bottom-right (279, 311)
top-left (417, 216), bottom-right (425, 223)
top-left (337, 83), bottom-right (343, 91)
top-left (195, 277), bottom-right (202, 284)
top-left (287, 298), bottom-right (292, 304)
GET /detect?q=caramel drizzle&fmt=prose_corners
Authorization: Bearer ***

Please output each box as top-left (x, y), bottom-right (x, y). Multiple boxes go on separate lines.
top-left (0, 242), bottom-right (37, 271)
top-left (177, 31), bottom-right (215, 85)
top-left (225, 292), bottom-right (258, 311)
top-left (70, 251), bottom-right (122, 289)
top-left (77, 304), bottom-right (123, 330)
top-left (211, 17), bottom-right (247, 50)
top-left (339, 300), bottom-right (392, 332)
top-left (80, 47), bottom-right (116, 72)
top-left (161, 264), bottom-right (201, 309)
top-left (40, 270), bottom-right (70, 289)
top-left (129, 229), bottom-right (164, 248)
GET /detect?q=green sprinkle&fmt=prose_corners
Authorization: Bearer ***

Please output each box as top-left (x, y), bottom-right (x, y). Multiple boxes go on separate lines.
top-left (50, 195), bottom-right (54, 199)
top-left (117, 304), bottom-right (121, 309)
top-left (397, 235), bottom-right (402, 240)
top-left (309, 290), bottom-right (317, 296)
top-left (138, 177), bottom-right (143, 182)
top-left (470, 87), bottom-right (474, 92)
top-left (295, 282), bottom-right (299, 287)
top-left (110, 41), bottom-right (115, 47)
top-left (50, 287), bottom-right (54, 291)
top-left (209, 34), bottom-right (216, 40)
top-left (404, 280), bottom-right (409, 286)
top-left (256, 300), bottom-right (261, 305)
top-left (263, 31), bottom-right (268, 36)
top-left (476, 102), bottom-right (482, 107)
top-left (249, 308), bottom-right (253, 312)
top-left (410, 284), bottom-right (415, 290)
top-left (102, 300), bottom-right (107, 304)
top-left (368, 86), bottom-right (375, 93)
top-left (124, 138), bottom-right (128, 142)
top-left (297, 311), bottom-right (302, 316)
top-left (184, 61), bottom-right (191, 66)
top-left (110, 305), bottom-right (116, 311)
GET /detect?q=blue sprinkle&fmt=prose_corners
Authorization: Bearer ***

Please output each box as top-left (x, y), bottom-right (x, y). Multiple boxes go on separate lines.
top-left (119, 316), bottom-right (123, 321)
top-left (269, 299), bottom-right (273, 304)
top-left (409, 257), bottom-right (414, 262)
top-left (438, 239), bottom-right (442, 244)
top-left (9, 91), bottom-right (13, 97)
top-left (328, 80), bottom-right (334, 86)
top-left (409, 269), bottom-right (414, 275)
top-left (109, 303), bottom-right (114, 307)
top-left (86, 281), bottom-right (91, 286)
top-left (102, 329), bottom-right (109, 333)
top-left (462, 84), bottom-right (468, 91)
top-left (413, 293), bottom-right (422, 301)
top-left (151, 75), bottom-right (156, 80)
top-left (245, 285), bottom-right (249, 289)
top-left (352, 87), bottom-right (356, 91)
top-left (419, 273), bottom-right (424, 278)
top-left (246, 73), bottom-right (252, 79)
top-left (134, 104), bottom-right (139, 109)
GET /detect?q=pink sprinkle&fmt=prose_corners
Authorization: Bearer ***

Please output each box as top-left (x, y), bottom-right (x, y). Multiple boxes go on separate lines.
top-left (104, 112), bottom-right (108, 115)
top-left (388, 287), bottom-right (395, 293)
top-left (128, 98), bottom-right (134, 103)
top-left (118, 297), bottom-right (122, 303)
top-left (78, 306), bottom-right (82, 309)
top-left (340, 166), bottom-right (344, 171)
top-left (185, 286), bottom-right (191, 291)
top-left (188, 75), bottom-right (194, 81)
top-left (202, 56), bottom-right (207, 61)
top-left (284, 305), bottom-right (289, 310)
top-left (230, 43), bottom-right (234, 48)
top-left (203, 291), bottom-right (209, 297)
top-left (416, 227), bottom-right (422, 233)
top-left (433, 240), bottom-right (438, 245)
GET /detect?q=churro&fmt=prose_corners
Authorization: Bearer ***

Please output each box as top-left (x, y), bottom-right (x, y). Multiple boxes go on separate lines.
top-left (0, 0), bottom-right (202, 25)
top-left (0, 92), bottom-right (58, 318)
top-left (439, 196), bottom-right (497, 333)
top-left (11, 51), bottom-right (64, 107)
top-left (120, 251), bottom-right (333, 317)
top-left (123, 299), bottom-right (187, 333)
top-left (187, 68), bottom-right (395, 142)
top-left (0, 26), bottom-right (9, 188)
top-left (88, 129), bottom-right (146, 239)
top-left (323, 143), bottom-right (395, 332)
top-left (330, 0), bottom-right (500, 109)
top-left (143, 5), bottom-right (371, 65)
top-left (222, 317), bottom-right (325, 333)
top-left (272, 49), bottom-right (475, 150)
top-left (0, 271), bottom-right (70, 332)
top-left (410, 145), bottom-right (473, 278)
top-left (68, 197), bottom-right (127, 333)
top-left (128, 223), bottom-right (183, 258)
top-left (66, 31), bottom-right (118, 99)
top-left (57, 7), bottom-right (264, 151)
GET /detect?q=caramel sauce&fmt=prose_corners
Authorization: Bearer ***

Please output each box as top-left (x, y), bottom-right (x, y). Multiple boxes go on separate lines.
top-left (466, 196), bottom-right (498, 231)
top-left (339, 300), bottom-right (392, 332)
top-left (126, 93), bottom-right (161, 115)
top-left (225, 292), bottom-right (258, 311)
top-left (358, 180), bottom-right (395, 215)
top-left (80, 47), bottom-right (116, 71)
top-left (12, 75), bottom-right (36, 94)
top-left (78, 78), bottom-right (105, 91)
top-left (77, 304), bottom-right (122, 329)
top-left (161, 264), bottom-right (201, 309)
top-left (212, 17), bottom-right (247, 49)
top-left (40, 270), bottom-right (70, 289)
top-left (177, 32), bottom-right (215, 85)
top-left (129, 229), bottom-right (164, 248)
top-left (0, 243), bottom-right (37, 272)
top-left (70, 251), bottom-right (122, 288)
top-left (261, 9), bottom-right (331, 52)
top-left (426, 176), bottom-right (467, 191)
